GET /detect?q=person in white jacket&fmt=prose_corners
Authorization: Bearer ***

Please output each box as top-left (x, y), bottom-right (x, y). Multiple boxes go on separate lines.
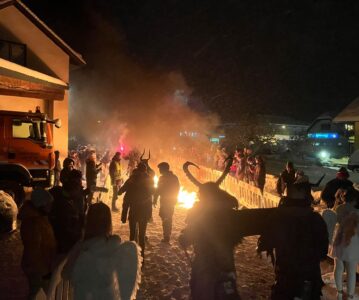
top-left (331, 188), bottom-right (359, 300)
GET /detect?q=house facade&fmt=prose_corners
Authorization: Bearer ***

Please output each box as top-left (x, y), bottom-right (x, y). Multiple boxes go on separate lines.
top-left (0, 0), bottom-right (85, 155)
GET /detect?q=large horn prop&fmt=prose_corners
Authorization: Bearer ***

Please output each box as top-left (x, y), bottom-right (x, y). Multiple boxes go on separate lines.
top-left (216, 156), bottom-right (233, 186)
top-left (183, 161), bottom-right (202, 187)
top-left (140, 149), bottom-right (145, 160)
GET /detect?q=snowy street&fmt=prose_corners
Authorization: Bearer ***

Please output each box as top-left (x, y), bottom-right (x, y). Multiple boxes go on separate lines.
top-left (0, 191), bottom-right (350, 299)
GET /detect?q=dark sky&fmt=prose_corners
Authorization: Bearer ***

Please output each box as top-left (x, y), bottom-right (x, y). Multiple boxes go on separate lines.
top-left (24, 0), bottom-right (359, 122)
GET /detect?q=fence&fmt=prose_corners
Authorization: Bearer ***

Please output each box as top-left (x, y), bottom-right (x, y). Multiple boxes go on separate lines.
top-left (167, 156), bottom-right (281, 209)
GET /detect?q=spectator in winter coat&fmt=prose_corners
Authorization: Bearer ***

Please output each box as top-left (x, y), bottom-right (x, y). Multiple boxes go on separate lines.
top-left (86, 151), bottom-right (102, 203)
top-left (321, 167), bottom-right (353, 208)
top-left (235, 150), bottom-right (246, 181)
top-left (50, 169), bottom-right (85, 254)
top-left (153, 162), bottom-right (180, 243)
top-left (331, 187), bottom-right (359, 300)
top-left (321, 196), bottom-right (338, 256)
top-left (276, 161), bottom-right (296, 196)
top-left (19, 189), bottom-right (57, 299)
top-left (109, 152), bottom-right (122, 211)
top-left (335, 186), bottom-right (359, 226)
top-left (60, 157), bottom-right (74, 186)
top-left (119, 163), bottom-right (154, 257)
top-left (244, 148), bottom-right (255, 183)
top-left (257, 195), bottom-right (328, 300)
top-left (254, 155), bottom-right (266, 192)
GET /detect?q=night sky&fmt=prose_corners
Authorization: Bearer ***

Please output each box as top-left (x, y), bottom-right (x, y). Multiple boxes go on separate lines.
top-left (24, 0), bottom-right (359, 122)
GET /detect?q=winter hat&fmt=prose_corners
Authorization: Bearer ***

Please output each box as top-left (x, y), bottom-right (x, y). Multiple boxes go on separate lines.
top-left (30, 189), bottom-right (53, 208)
top-left (336, 167), bottom-right (349, 180)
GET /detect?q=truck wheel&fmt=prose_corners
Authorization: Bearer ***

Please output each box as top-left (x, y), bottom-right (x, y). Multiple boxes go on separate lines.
top-left (0, 180), bottom-right (25, 206)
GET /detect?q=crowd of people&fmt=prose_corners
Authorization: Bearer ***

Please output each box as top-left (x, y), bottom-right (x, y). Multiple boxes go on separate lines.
top-left (11, 143), bottom-right (359, 299)
top-left (18, 145), bottom-right (184, 299)
top-left (213, 146), bottom-right (267, 192)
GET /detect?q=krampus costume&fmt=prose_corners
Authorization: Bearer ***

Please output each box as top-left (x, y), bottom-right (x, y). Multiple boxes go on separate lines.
top-left (119, 163), bottom-right (154, 257)
top-left (179, 158), bottom-right (242, 300)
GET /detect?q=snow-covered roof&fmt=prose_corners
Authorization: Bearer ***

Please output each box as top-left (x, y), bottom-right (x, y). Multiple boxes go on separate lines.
top-left (0, 0), bottom-right (86, 66)
top-left (334, 97), bottom-right (359, 122)
top-left (0, 58), bottom-right (68, 89)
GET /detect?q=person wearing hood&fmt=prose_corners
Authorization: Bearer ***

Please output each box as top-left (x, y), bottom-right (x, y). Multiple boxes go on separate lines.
top-left (119, 163), bottom-right (154, 257)
top-left (321, 167), bottom-right (353, 208)
top-left (153, 162), bottom-right (180, 243)
top-left (60, 157), bottom-right (75, 186)
top-left (19, 189), bottom-right (57, 299)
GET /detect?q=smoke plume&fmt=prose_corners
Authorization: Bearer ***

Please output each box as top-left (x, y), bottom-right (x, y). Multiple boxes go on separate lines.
top-left (69, 12), bottom-right (218, 159)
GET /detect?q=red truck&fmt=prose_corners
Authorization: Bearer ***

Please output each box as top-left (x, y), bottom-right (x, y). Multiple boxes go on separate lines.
top-left (0, 110), bottom-right (61, 204)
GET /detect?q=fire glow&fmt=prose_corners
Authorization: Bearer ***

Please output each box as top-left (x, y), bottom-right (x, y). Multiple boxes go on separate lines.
top-left (153, 175), bottom-right (198, 209)
top-left (177, 187), bottom-right (197, 209)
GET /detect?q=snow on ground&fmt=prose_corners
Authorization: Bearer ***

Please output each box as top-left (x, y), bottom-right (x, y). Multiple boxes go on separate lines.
top-left (0, 202), bottom-right (354, 300)
top-left (0, 162), bottom-right (358, 299)
top-left (266, 158), bottom-right (359, 187)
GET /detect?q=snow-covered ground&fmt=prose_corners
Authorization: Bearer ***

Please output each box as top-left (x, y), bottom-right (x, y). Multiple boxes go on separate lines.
top-left (0, 201), bottom-right (355, 299)
top-left (0, 160), bottom-right (358, 299)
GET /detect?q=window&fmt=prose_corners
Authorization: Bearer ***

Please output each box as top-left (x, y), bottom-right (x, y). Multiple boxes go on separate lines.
top-left (345, 124), bottom-right (354, 131)
top-left (12, 119), bottom-right (45, 142)
top-left (0, 40), bottom-right (26, 66)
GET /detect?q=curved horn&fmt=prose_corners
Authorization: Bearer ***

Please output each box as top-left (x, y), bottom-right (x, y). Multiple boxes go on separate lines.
top-left (148, 150), bottom-right (151, 160)
top-left (183, 161), bottom-right (201, 187)
top-left (216, 156), bottom-right (233, 186)
top-left (140, 149), bottom-right (145, 160)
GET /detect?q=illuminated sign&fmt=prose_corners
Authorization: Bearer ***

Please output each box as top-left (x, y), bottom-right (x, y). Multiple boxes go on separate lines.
top-left (210, 138), bottom-right (220, 143)
top-left (307, 133), bottom-right (338, 139)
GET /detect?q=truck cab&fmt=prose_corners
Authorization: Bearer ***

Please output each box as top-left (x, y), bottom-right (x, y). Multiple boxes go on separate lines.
top-left (0, 110), bottom-right (61, 204)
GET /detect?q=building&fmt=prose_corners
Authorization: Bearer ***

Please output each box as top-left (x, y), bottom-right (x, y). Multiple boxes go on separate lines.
top-left (259, 114), bottom-right (309, 141)
top-left (0, 0), bottom-right (85, 155)
top-left (334, 96), bottom-right (359, 152)
top-left (307, 112), bottom-right (352, 157)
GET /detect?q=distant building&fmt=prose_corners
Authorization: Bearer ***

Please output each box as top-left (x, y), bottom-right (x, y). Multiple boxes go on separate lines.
top-left (0, 0), bottom-right (86, 155)
top-left (259, 114), bottom-right (309, 141)
top-left (334, 96), bottom-right (359, 152)
top-left (307, 112), bottom-right (352, 157)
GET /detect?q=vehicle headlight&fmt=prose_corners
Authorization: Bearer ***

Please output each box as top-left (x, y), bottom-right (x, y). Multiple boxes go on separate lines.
top-left (319, 150), bottom-right (330, 159)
